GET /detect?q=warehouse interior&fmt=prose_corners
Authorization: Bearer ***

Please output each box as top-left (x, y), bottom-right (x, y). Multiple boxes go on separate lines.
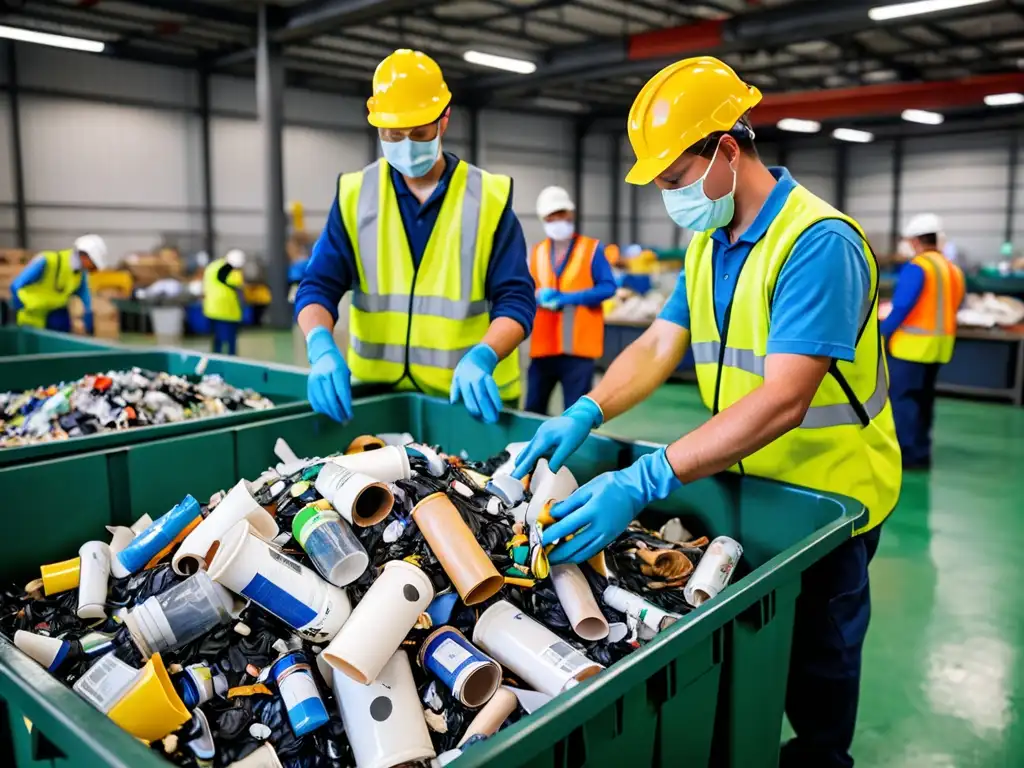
top-left (1, 0), bottom-right (1024, 767)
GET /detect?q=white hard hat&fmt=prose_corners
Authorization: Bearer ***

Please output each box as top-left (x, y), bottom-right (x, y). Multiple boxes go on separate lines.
top-left (225, 249), bottom-right (246, 269)
top-left (74, 234), bottom-right (112, 270)
top-left (903, 213), bottom-right (944, 239)
top-left (536, 186), bottom-right (575, 220)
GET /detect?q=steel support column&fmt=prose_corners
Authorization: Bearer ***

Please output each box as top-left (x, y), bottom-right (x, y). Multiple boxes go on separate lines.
top-left (6, 43), bottom-right (28, 249)
top-left (257, 3), bottom-right (290, 329)
top-left (1006, 127), bottom-right (1020, 246)
top-left (198, 66), bottom-right (215, 258)
top-left (890, 136), bottom-right (904, 251)
top-left (610, 133), bottom-right (621, 245)
top-left (573, 120), bottom-right (586, 227)
top-left (835, 142), bottom-right (848, 211)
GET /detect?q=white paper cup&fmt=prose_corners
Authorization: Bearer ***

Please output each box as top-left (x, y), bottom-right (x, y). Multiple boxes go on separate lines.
top-left (78, 541), bottom-right (111, 620)
top-left (314, 464), bottom-right (394, 527)
top-left (322, 560), bottom-right (433, 685)
top-left (332, 650), bottom-right (435, 768)
top-left (552, 564), bottom-right (609, 641)
top-left (329, 445), bottom-right (411, 483)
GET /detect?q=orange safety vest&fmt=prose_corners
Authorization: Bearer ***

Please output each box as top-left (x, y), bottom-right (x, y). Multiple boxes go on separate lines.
top-left (530, 236), bottom-right (604, 359)
top-left (890, 250), bottom-right (965, 364)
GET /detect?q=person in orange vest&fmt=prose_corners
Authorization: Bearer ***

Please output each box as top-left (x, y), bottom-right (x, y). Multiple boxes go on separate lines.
top-left (526, 186), bottom-right (617, 414)
top-left (882, 213), bottom-right (965, 469)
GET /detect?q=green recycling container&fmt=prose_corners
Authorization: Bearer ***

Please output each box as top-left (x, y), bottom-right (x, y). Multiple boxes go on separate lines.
top-left (0, 394), bottom-right (865, 768)
top-left (0, 327), bottom-right (117, 357)
top-left (0, 348), bottom-right (311, 468)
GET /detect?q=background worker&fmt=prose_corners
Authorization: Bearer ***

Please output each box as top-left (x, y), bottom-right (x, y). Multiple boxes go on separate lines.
top-left (10, 234), bottom-right (110, 335)
top-left (527, 186), bottom-right (616, 414)
top-left (203, 249), bottom-right (247, 356)
top-left (512, 58), bottom-right (900, 768)
top-left (295, 49), bottom-right (534, 424)
top-left (882, 214), bottom-right (965, 469)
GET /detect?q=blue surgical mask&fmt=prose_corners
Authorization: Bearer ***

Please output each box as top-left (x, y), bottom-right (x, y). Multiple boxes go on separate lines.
top-left (661, 139), bottom-right (736, 232)
top-left (381, 136), bottom-right (440, 178)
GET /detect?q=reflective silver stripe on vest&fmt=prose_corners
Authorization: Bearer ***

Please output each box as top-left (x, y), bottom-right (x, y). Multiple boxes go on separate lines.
top-left (562, 306), bottom-right (576, 353)
top-left (350, 337), bottom-right (469, 371)
top-left (356, 160), bottom-right (382, 292)
top-left (352, 293), bottom-right (488, 318)
top-left (690, 341), bottom-right (765, 376)
top-left (800, 354), bottom-right (888, 429)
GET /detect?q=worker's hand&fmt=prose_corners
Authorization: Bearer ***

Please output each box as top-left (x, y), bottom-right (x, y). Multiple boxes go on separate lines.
top-left (83, 311), bottom-right (94, 336)
top-left (450, 343), bottom-right (503, 424)
top-left (542, 449), bottom-right (682, 564)
top-left (306, 326), bottom-right (353, 423)
top-left (537, 287), bottom-right (563, 311)
top-left (512, 396), bottom-right (603, 479)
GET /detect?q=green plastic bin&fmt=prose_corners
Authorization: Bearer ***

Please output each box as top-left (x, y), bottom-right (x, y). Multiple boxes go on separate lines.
top-left (0, 394), bottom-right (865, 768)
top-left (0, 349), bottom-right (311, 468)
top-left (0, 327), bottom-right (117, 357)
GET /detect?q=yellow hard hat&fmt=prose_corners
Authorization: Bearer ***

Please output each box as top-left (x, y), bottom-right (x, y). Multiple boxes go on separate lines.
top-left (367, 49), bottom-right (452, 129)
top-left (625, 57), bottom-right (761, 186)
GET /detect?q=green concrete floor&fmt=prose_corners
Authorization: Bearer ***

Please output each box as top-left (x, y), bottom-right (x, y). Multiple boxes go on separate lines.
top-left (129, 329), bottom-right (1024, 767)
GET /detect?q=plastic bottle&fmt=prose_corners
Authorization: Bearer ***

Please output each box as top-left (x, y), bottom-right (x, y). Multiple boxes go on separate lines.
top-left (115, 495), bottom-right (203, 576)
top-left (269, 652), bottom-right (330, 737)
top-left (292, 504), bottom-right (369, 587)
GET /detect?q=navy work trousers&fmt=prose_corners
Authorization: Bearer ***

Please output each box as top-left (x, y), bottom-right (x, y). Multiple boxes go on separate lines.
top-left (211, 320), bottom-right (239, 356)
top-left (887, 355), bottom-right (941, 467)
top-left (525, 354), bottom-right (595, 414)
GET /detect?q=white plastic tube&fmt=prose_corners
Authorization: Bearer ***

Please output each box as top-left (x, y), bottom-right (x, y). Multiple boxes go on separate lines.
top-left (208, 520), bottom-right (351, 642)
top-left (685, 536), bottom-right (743, 607)
top-left (552, 564), bottom-right (609, 641)
top-left (173, 479), bottom-right (280, 575)
top-left (328, 445), bottom-right (411, 483)
top-left (603, 585), bottom-right (680, 633)
top-left (314, 464), bottom-right (394, 527)
top-left (332, 650), bottom-right (435, 768)
top-left (77, 541), bottom-right (111, 620)
top-left (526, 459), bottom-right (578, 524)
top-left (322, 560), bottom-right (433, 685)
top-left (472, 600), bottom-right (603, 697)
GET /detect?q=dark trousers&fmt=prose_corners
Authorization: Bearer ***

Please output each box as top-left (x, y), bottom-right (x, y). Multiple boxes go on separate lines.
top-left (782, 525), bottom-right (882, 768)
top-left (525, 354), bottom-right (595, 415)
top-left (887, 356), bottom-right (940, 466)
top-left (44, 307), bottom-right (72, 333)
top-left (211, 320), bottom-right (239, 356)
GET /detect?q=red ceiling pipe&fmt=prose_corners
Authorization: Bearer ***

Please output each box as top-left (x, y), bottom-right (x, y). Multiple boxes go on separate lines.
top-left (627, 20), bottom-right (725, 61)
top-left (750, 73), bottom-right (1024, 125)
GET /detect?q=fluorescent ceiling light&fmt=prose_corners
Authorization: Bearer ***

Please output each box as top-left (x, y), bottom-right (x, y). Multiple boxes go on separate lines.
top-left (533, 97), bottom-right (589, 113)
top-left (901, 108), bottom-right (944, 124)
top-left (0, 24), bottom-right (105, 53)
top-left (463, 50), bottom-right (536, 74)
top-left (868, 0), bottom-right (995, 22)
top-left (776, 118), bottom-right (821, 133)
top-left (985, 92), bottom-right (1024, 106)
top-left (832, 128), bottom-right (875, 143)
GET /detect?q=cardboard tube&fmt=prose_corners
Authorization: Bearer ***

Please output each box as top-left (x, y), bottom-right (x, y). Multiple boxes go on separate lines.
top-left (108, 652), bottom-right (191, 742)
top-left (173, 479), bottom-right (280, 575)
top-left (78, 541), bottom-right (110, 620)
top-left (322, 560), bottom-right (433, 685)
top-left (417, 626), bottom-right (502, 708)
top-left (456, 687), bottom-right (518, 747)
top-left (346, 435), bottom-right (385, 453)
top-left (40, 557), bottom-right (80, 595)
top-left (329, 445), bottom-right (411, 483)
top-left (412, 493), bottom-right (503, 606)
top-left (552, 564), bottom-right (609, 641)
top-left (229, 743), bottom-right (284, 768)
top-left (314, 463), bottom-right (394, 527)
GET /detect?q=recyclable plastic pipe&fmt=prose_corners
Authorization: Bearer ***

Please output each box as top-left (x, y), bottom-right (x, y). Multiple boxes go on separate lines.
top-left (173, 479), bottom-right (280, 575)
top-left (292, 504), bottom-right (369, 587)
top-left (314, 463), bottom-right (394, 527)
top-left (417, 626), bottom-right (502, 707)
top-left (269, 652), bottom-right (330, 737)
top-left (552, 564), bottom-right (610, 641)
top-left (77, 541), bottom-right (110, 620)
top-left (108, 652), bottom-right (191, 741)
top-left (411, 493), bottom-right (503, 606)
top-left (456, 687), bottom-right (518, 747)
top-left (526, 459), bottom-right (578, 524)
top-left (473, 600), bottom-right (603, 697)
top-left (115, 495), bottom-right (202, 577)
top-left (332, 650), bottom-right (436, 768)
top-left (685, 536), bottom-right (743, 607)
top-left (322, 560), bottom-right (433, 685)
top-left (602, 585), bottom-right (680, 633)
top-left (40, 557), bottom-right (80, 595)
top-left (14, 630), bottom-right (74, 673)
top-left (228, 743), bottom-right (284, 768)
top-left (209, 520), bottom-right (351, 642)
top-left (329, 444), bottom-right (411, 483)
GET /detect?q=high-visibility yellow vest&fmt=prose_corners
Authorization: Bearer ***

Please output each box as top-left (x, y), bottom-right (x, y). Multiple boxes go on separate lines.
top-left (16, 249), bottom-right (82, 328)
top-left (338, 158), bottom-right (521, 400)
top-left (889, 250), bottom-right (965, 364)
top-left (203, 258), bottom-right (244, 322)
top-left (686, 184), bottom-right (901, 534)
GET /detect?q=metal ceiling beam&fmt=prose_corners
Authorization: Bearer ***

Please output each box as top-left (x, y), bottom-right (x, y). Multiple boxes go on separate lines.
top-left (119, 0), bottom-right (254, 27)
top-left (274, 0), bottom-right (433, 44)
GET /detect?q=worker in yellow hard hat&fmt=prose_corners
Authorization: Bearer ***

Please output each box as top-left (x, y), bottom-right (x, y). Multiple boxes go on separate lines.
top-left (295, 49), bottom-right (534, 424)
top-left (511, 57), bottom-right (901, 767)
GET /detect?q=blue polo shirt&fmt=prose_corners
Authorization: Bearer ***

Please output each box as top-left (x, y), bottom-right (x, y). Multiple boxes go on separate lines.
top-left (294, 151), bottom-right (536, 335)
top-left (658, 167), bottom-right (871, 362)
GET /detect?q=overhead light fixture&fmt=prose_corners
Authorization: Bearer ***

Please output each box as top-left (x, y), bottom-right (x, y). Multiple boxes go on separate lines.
top-left (776, 118), bottom-right (821, 133)
top-left (901, 108), bottom-right (944, 124)
top-left (533, 97), bottom-right (589, 113)
top-left (868, 0), bottom-right (995, 22)
top-left (985, 92), bottom-right (1024, 106)
top-left (832, 128), bottom-right (875, 143)
top-left (0, 24), bottom-right (105, 53)
top-left (463, 50), bottom-right (536, 74)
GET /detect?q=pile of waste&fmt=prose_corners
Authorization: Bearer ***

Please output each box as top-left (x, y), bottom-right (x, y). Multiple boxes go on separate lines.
top-left (0, 434), bottom-right (743, 768)
top-left (956, 292), bottom-right (1024, 329)
top-left (0, 367), bottom-right (275, 447)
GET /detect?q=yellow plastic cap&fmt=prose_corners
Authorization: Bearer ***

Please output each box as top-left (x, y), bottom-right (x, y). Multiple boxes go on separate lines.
top-left (625, 56), bottom-right (761, 186)
top-left (40, 557), bottom-right (81, 596)
top-left (367, 49), bottom-right (452, 129)
top-left (108, 653), bottom-right (190, 741)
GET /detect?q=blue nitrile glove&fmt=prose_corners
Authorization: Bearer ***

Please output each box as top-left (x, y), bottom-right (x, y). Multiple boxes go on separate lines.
top-left (537, 287), bottom-right (563, 310)
top-left (557, 286), bottom-right (609, 308)
top-left (542, 448), bottom-right (682, 564)
top-left (83, 311), bottom-right (94, 336)
top-left (306, 326), bottom-right (353, 423)
top-left (512, 396), bottom-right (603, 479)
top-left (451, 344), bottom-right (503, 424)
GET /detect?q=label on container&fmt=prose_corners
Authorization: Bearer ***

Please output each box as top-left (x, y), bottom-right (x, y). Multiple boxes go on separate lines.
top-left (433, 638), bottom-right (473, 674)
top-left (268, 549), bottom-right (303, 575)
top-left (276, 662), bottom-right (320, 709)
top-left (241, 573), bottom-right (317, 630)
top-left (296, 510), bottom-right (342, 548)
top-left (325, 464), bottom-right (356, 491)
top-left (541, 641), bottom-right (592, 675)
top-left (73, 654), bottom-right (138, 713)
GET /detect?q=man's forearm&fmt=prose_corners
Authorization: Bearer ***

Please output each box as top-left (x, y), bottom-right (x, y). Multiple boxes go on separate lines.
top-left (483, 317), bottom-right (526, 360)
top-left (297, 304), bottom-right (336, 339)
top-left (588, 320), bottom-right (690, 421)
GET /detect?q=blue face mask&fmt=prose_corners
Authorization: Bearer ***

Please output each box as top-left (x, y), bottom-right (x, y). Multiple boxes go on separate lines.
top-left (381, 135), bottom-right (440, 178)
top-left (661, 139), bottom-right (736, 232)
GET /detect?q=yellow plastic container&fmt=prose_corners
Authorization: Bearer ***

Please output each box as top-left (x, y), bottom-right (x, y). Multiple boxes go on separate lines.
top-left (40, 557), bottom-right (81, 595)
top-left (108, 652), bottom-right (190, 741)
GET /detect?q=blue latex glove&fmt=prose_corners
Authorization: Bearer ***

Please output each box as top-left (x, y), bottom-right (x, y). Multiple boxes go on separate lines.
top-left (306, 326), bottom-right (353, 423)
top-left (557, 285), bottom-right (614, 308)
top-left (537, 287), bottom-right (563, 310)
top-left (450, 343), bottom-right (502, 424)
top-left (542, 449), bottom-right (682, 564)
top-left (83, 311), bottom-right (94, 336)
top-left (512, 396), bottom-right (603, 479)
